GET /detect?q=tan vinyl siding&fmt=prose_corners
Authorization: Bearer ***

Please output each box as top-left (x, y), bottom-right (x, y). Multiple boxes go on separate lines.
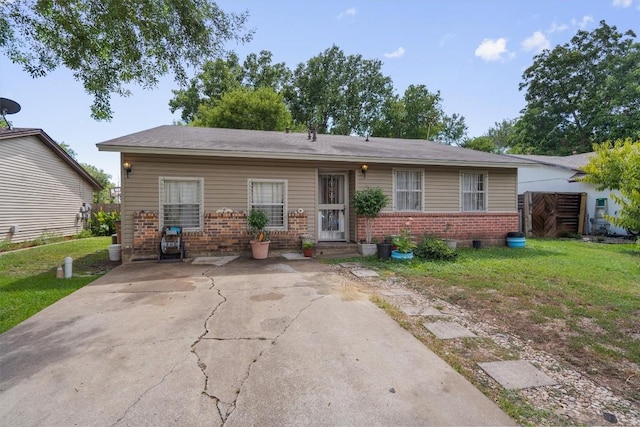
top-left (121, 154), bottom-right (318, 248)
top-left (424, 167), bottom-right (460, 212)
top-left (120, 154), bottom-right (519, 248)
top-left (487, 168), bottom-right (518, 211)
top-left (0, 135), bottom-right (94, 243)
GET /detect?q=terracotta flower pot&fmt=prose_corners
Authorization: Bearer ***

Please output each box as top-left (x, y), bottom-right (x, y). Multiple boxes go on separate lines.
top-left (250, 240), bottom-right (270, 259)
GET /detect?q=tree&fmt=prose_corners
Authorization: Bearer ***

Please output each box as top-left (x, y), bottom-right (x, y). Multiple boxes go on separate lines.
top-left (169, 54), bottom-right (244, 122)
top-left (192, 87), bottom-right (291, 131)
top-left (581, 139), bottom-right (640, 235)
top-left (285, 45), bottom-right (393, 135)
top-left (1, 0), bottom-right (251, 120)
top-left (372, 84), bottom-right (465, 143)
top-left (485, 119), bottom-right (516, 152)
top-left (169, 51), bottom-right (290, 123)
top-left (460, 136), bottom-right (499, 153)
top-left (436, 113), bottom-right (468, 145)
top-left (81, 163), bottom-right (114, 203)
top-left (513, 21), bottom-right (640, 155)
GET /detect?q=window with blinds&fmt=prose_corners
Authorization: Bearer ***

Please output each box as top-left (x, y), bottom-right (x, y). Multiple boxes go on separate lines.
top-left (159, 177), bottom-right (203, 230)
top-left (461, 172), bottom-right (487, 211)
top-left (248, 179), bottom-right (287, 229)
top-left (394, 169), bottom-right (423, 211)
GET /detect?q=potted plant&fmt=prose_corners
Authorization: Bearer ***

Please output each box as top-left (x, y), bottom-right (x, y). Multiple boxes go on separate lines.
top-left (248, 209), bottom-right (270, 259)
top-left (443, 223), bottom-right (457, 250)
top-left (302, 241), bottom-right (314, 257)
top-left (352, 187), bottom-right (389, 256)
top-left (392, 218), bottom-right (417, 260)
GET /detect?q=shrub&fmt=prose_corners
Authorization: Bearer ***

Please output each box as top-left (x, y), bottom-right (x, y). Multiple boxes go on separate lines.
top-left (90, 209), bottom-right (120, 236)
top-left (352, 187), bottom-right (389, 244)
top-left (414, 235), bottom-right (457, 261)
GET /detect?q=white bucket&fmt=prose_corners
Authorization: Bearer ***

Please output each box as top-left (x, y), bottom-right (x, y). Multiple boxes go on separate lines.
top-left (108, 244), bottom-right (122, 262)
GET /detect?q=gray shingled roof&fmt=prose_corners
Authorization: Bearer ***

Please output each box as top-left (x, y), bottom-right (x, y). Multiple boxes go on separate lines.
top-left (507, 153), bottom-right (594, 171)
top-left (1, 127), bottom-right (102, 190)
top-left (96, 125), bottom-right (529, 168)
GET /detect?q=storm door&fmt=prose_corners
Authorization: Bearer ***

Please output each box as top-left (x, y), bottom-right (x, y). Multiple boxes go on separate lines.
top-left (318, 173), bottom-right (347, 241)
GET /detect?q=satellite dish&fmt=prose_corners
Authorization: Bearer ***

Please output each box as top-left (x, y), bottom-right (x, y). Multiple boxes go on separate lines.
top-left (0, 98), bottom-right (21, 115)
top-left (0, 97), bottom-right (21, 130)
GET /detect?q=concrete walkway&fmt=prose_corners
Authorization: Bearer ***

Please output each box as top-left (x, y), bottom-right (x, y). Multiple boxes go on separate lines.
top-left (0, 257), bottom-right (515, 426)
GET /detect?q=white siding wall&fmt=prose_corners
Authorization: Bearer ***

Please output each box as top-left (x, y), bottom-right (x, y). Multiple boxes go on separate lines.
top-left (0, 135), bottom-right (95, 242)
top-left (518, 165), bottom-right (626, 235)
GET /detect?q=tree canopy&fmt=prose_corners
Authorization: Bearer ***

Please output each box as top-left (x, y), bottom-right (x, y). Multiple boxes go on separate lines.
top-left (511, 21), bottom-right (640, 155)
top-left (169, 45), bottom-right (467, 141)
top-left (1, 0), bottom-right (251, 120)
top-left (581, 139), bottom-right (640, 235)
top-left (192, 87), bottom-right (291, 131)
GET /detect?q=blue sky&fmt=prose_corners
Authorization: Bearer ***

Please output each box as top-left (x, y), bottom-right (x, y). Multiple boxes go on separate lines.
top-left (1, 0), bottom-right (638, 183)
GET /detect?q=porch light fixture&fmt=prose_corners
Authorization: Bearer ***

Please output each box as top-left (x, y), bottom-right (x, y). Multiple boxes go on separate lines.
top-left (123, 162), bottom-right (132, 178)
top-left (361, 164), bottom-right (368, 178)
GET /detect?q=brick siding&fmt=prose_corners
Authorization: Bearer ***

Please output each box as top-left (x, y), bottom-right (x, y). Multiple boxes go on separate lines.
top-left (129, 210), bottom-right (308, 260)
top-left (357, 212), bottom-right (519, 246)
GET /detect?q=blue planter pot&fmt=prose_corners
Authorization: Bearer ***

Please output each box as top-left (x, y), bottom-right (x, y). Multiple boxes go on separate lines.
top-left (506, 237), bottom-right (526, 248)
top-left (391, 250), bottom-right (414, 260)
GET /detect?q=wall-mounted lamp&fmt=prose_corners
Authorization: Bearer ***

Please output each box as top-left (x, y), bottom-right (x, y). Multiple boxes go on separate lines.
top-left (123, 162), bottom-right (132, 178)
top-left (361, 164), bottom-right (368, 178)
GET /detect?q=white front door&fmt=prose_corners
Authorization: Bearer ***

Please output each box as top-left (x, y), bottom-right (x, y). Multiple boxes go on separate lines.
top-left (318, 173), bottom-right (347, 241)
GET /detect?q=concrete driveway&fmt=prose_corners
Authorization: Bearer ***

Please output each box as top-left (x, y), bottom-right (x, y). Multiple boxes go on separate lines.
top-left (0, 256), bottom-right (515, 426)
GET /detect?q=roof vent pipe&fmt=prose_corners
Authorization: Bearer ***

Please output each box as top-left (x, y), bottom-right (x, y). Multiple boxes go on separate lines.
top-left (312, 126), bottom-right (317, 142)
top-left (286, 127), bottom-right (290, 133)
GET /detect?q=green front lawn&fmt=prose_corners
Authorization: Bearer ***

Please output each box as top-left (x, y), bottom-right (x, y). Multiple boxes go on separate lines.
top-left (0, 237), bottom-right (113, 333)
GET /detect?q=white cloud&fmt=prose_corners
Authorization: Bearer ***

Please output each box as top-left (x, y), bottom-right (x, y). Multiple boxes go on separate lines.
top-left (337, 7), bottom-right (356, 19)
top-left (547, 21), bottom-right (569, 33)
top-left (521, 31), bottom-right (550, 53)
top-left (572, 15), bottom-right (594, 29)
top-left (612, 0), bottom-right (632, 7)
top-left (384, 47), bottom-right (406, 58)
top-left (474, 38), bottom-right (509, 61)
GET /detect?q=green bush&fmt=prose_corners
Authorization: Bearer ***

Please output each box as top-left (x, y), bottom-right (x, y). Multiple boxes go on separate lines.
top-left (90, 209), bottom-right (120, 236)
top-left (414, 235), bottom-right (457, 261)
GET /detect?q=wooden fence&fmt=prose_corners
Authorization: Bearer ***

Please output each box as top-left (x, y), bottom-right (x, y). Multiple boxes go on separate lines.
top-left (518, 192), bottom-right (587, 237)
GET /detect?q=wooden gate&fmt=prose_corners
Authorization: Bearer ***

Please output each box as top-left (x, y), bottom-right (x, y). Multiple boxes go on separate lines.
top-left (519, 192), bottom-right (586, 237)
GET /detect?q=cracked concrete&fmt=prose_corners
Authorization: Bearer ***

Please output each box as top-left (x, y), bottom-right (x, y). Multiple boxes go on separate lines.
top-left (1, 257), bottom-right (516, 426)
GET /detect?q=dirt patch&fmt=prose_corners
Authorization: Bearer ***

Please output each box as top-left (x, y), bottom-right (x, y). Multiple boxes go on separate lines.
top-left (418, 282), bottom-right (640, 403)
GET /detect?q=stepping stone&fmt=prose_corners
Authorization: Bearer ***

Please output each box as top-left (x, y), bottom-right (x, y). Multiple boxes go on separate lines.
top-left (192, 256), bottom-right (239, 266)
top-left (423, 321), bottom-right (477, 339)
top-left (478, 360), bottom-right (557, 390)
top-left (281, 253), bottom-right (311, 260)
top-left (339, 262), bottom-right (363, 268)
top-left (400, 306), bottom-right (444, 317)
top-left (351, 269), bottom-right (379, 278)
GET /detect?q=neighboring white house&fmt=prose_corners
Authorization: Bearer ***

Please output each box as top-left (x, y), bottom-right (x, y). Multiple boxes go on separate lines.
top-left (0, 128), bottom-right (102, 243)
top-left (510, 153), bottom-right (627, 236)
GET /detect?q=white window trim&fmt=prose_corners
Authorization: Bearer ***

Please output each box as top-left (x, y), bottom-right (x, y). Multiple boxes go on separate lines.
top-left (158, 176), bottom-right (204, 231)
top-left (459, 171), bottom-right (488, 212)
top-left (392, 168), bottom-right (425, 212)
top-left (247, 179), bottom-right (288, 231)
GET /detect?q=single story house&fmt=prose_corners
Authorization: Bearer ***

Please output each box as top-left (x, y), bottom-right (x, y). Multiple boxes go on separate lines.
top-left (0, 128), bottom-right (102, 243)
top-left (509, 153), bottom-right (627, 235)
top-left (96, 126), bottom-right (529, 262)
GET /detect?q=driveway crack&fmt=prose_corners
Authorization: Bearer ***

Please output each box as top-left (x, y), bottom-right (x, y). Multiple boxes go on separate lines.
top-left (222, 293), bottom-right (327, 424)
top-left (191, 271), bottom-right (228, 423)
top-left (112, 354), bottom-right (189, 426)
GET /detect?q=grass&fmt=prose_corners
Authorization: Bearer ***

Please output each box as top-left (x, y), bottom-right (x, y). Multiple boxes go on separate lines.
top-left (337, 238), bottom-right (640, 404)
top-left (0, 237), bottom-right (113, 333)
